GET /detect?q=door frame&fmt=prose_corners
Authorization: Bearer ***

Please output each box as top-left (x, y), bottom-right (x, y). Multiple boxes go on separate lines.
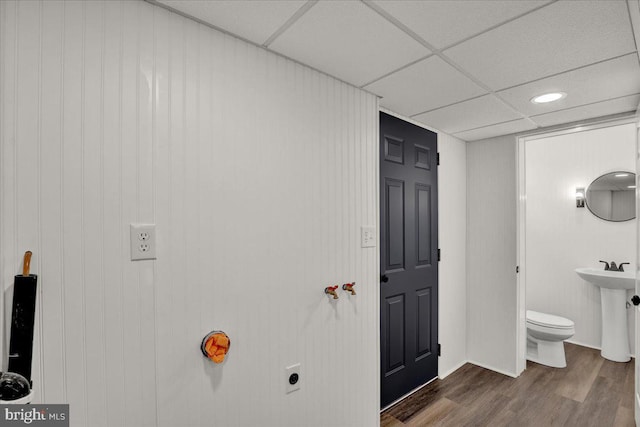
top-left (634, 108), bottom-right (640, 425)
top-left (378, 107), bottom-right (440, 410)
top-left (515, 114), bottom-right (638, 375)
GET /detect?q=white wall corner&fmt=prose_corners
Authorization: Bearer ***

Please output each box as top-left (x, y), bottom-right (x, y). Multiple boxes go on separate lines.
top-left (467, 359), bottom-right (518, 379)
top-left (438, 359), bottom-right (468, 380)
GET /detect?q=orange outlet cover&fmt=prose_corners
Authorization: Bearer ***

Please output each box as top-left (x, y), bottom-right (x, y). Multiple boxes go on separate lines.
top-left (202, 332), bottom-right (230, 364)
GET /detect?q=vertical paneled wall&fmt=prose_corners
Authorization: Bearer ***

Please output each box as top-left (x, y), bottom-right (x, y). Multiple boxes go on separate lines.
top-left (0, 1), bottom-right (379, 426)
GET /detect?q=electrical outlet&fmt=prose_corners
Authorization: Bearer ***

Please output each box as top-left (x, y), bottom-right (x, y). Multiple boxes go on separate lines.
top-left (285, 363), bottom-right (301, 394)
top-left (130, 224), bottom-right (156, 261)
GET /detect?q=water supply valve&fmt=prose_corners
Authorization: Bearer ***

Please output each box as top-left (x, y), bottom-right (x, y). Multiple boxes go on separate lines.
top-left (342, 282), bottom-right (356, 295)
top-left (324, 285), bottom-right (339, 299)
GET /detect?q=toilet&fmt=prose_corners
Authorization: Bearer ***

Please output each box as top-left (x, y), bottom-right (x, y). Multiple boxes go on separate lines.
top-left (526, 310), bottom-right (575, 368)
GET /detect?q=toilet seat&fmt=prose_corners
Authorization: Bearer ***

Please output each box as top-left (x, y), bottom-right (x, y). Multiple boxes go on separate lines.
top-left (526, 310), bottom-right (574, 329)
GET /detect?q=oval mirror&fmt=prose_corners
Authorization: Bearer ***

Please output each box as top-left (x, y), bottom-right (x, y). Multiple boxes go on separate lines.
top-left (585, 171), bottom-right (636, 222)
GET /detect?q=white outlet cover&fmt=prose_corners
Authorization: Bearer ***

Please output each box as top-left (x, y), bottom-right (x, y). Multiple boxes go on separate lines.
top-left (361, 226), bottom-right (376, 248)
top-left (130, 223), bottom-right (157, 261)
top-left (285, 363), bottom-right (301, 394)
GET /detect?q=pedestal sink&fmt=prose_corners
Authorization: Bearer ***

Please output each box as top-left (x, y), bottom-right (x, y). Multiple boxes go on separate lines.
top-left (575, 267), bottom-right (635, 362)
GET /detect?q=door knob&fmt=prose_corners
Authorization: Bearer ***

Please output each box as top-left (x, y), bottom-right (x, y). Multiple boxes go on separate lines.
top-left (632, 295), bottom-right (640, 306)
top-left (380, 274), bottom-right (389, 283)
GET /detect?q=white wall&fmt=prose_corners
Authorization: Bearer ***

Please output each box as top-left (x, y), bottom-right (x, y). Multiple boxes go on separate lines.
top-left (466, 135), bottom-right (518, 376)
top-left (524, 122), bottom-right (636, 352)
top-left (437, 133), bottom-right (468, 377)
top-left (0, 2), bottom-right (380, 426)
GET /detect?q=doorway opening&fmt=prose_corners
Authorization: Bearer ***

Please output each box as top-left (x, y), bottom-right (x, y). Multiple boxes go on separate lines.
top-left (516, 115), bottom-right (638, 377)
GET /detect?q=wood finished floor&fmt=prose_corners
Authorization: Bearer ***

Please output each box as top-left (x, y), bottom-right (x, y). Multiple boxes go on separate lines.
top-left (381, 343), bottom-right (635, 427)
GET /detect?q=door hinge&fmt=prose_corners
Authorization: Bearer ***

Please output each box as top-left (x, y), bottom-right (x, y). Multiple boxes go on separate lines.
top-left (437, 344), bottom-right (441, 357)
top-left (437, 248), bottom-right (441, 262)
top-left (437, 152), bottom-right (440, 166)
top-left (516, 266), bottom-right (520, 273)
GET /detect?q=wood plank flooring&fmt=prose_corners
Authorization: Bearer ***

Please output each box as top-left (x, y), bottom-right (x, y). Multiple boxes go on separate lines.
top-left (381, 343), bottom-right (635, 427)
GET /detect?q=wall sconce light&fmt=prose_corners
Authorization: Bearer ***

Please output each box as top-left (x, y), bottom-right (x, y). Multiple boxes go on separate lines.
top-left (575, 187), bottom-right (585, 208)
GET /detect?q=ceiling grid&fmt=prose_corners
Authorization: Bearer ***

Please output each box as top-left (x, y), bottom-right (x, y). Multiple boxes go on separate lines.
top-left (155, 0), bottom-right (640, 141)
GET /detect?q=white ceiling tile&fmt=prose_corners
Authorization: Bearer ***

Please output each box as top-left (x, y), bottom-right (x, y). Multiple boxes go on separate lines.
top-left (157, 0), bottom-right (306, 45)
top-left (453, 119), bottom-right (537, 142)
top-left (412, 95), bottom-right (522, 134)
top-left (364, 56), bottom-right (487, 116)
top-left (444, 0), bottom-right (636, 90)
top-left (498, 54), bottom-right (640, 116)
top-left (530, 94), bottom-right (640, 128)
top-left (269, 0), bottom-right (431, 87)
top-left (372, 0), bottom-right (550, 49)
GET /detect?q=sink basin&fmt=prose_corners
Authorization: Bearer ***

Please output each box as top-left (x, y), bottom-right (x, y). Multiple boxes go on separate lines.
top-left (575, 267), bottom-right (635, 290)
top-left (575, 267), bottom-right (636, 362)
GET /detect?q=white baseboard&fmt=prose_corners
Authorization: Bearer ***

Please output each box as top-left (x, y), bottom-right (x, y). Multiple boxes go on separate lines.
top-left (438, 359), bottom-right (468, 379)
top-left (467, 359), bottom-right (518, 378)
top-left (565, 339), bottom-right (600, 350)
top-left (565, 339), bottom-right (635, 359)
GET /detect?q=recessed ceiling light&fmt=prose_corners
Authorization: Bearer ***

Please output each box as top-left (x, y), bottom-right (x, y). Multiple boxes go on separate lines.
top-left (530, 92), bottom-right (566, 104)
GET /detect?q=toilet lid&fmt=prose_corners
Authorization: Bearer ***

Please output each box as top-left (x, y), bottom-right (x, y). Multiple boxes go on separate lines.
top-left (526, 310), bottom-right (574, 329)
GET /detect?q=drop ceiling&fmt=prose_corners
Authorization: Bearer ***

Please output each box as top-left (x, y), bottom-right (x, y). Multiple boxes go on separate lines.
top-left (154, 0), bottom-right (640, 141)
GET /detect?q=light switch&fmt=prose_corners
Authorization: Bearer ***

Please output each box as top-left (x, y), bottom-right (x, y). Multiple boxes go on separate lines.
top-left (361, 226), bottom-right (376, 248)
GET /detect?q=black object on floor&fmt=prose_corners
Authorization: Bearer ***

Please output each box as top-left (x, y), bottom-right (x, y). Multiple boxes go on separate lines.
top-left (7, 251), bottom-right (38, 385)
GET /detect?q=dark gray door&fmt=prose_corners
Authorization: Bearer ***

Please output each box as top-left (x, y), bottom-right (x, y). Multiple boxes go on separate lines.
top-left (380, 112), bottom-right (438, 408)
